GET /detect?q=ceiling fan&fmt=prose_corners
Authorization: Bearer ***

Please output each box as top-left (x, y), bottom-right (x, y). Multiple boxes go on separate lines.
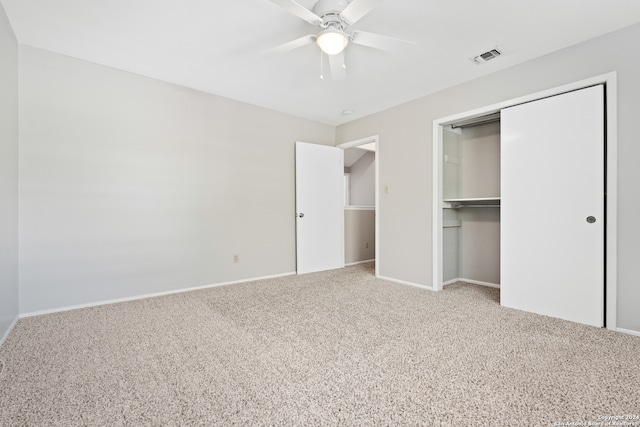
top-left (264, 0), bottom-right (414, 79)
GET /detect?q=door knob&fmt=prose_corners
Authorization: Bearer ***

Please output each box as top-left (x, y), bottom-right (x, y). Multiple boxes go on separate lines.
top-left (298, 213), bottom-right (305, 218)
top-left (586, 216), bottom-right (596, 223)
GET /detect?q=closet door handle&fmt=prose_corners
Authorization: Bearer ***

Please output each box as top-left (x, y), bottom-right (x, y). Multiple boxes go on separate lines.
top-left (586, 216), bottom-right (596, 223)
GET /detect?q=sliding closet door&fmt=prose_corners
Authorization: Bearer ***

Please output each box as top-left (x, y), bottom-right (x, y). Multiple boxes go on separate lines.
top-left (501, 85), bottom-right (604, 327)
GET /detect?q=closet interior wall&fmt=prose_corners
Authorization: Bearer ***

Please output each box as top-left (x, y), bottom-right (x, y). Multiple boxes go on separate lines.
top-left (443, 121), bottom-right (501, 286)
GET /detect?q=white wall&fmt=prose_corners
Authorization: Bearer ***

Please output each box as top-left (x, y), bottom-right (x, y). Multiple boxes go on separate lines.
top-left (458, 122), bottom-right (500, 285)
top-left (0, 3), bottom-right (19, 342)
top-left (458, 208), bottom-right (500, 285)
top-left (442, 130), bottom-right (460, 200)
top-left (344, 209), bottom-right (375, 264)
top-left (349, 151), bottom-right (375, 206)
top-left (459, 122), bottom-right (500, 199)
top-left (18, 46), bottom-right (335, 314)
top-left (336, 24), bottom-right (640, 333)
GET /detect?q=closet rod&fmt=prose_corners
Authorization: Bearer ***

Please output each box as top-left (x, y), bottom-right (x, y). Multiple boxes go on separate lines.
top-left (449, 204), bottom-right (500, 208)
top-left (450, 113), bottom-right (501, 129)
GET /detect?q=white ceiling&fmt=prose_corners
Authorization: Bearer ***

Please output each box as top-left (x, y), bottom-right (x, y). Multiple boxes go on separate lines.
top-left (2, 0), bottom-right (639, 125)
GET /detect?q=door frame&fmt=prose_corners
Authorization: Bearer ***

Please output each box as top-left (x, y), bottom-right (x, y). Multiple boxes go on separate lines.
top-left (431, 72), bottom-right (618, 330)
top-left (337, 135), bottom-right (380, 278)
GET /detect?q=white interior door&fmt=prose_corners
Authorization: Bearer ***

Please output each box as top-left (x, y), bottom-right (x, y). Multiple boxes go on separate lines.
top-left (295, 141), bottom-right (344, 274)
top-left (500, 85), bottom-right (604, 327)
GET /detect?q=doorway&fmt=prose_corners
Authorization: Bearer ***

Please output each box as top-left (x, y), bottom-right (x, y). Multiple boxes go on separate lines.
top-left (432, 73), bottom-right (618, 330)
top-left (338, 135), bottom-right (379, 277)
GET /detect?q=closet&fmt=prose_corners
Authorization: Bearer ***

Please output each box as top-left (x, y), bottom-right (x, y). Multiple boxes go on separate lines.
top-left (440, 84), bottom-right (605, 327)
top-left (442, 119), bottom-right (501, 288)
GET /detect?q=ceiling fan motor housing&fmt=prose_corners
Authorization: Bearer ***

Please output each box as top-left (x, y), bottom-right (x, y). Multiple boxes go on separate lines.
top-left (313, 0), bottom-right (349, 27)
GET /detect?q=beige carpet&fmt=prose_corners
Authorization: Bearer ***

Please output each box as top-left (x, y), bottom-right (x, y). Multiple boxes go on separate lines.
top-left (1, 263), bottom-right (639, 426)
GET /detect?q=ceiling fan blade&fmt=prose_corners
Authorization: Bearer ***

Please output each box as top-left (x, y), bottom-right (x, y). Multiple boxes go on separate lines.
top-left (262, 34), bottom-right (317, 56)
top-left (351, 30), bottom-right (415, 51)
top-left (340, 0), bottom-right (383, 25)
top-left (328, 51), bottom-right (346, 80)
top-left (269, 0), bottom-right (323, 25)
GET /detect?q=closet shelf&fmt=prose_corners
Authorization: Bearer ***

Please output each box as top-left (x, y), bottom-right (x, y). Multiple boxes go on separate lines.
top-left (443, 197), bottom-right (501, 208)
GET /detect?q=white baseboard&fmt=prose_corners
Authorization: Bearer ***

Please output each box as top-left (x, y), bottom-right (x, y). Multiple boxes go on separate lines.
top-left (20, 271), bottom-right (297, 319)
top-left (615, 327), bottom-right (640, 338)
top-left (345, 259), bottom-right (375, 267)
top-left (377, 275), bottom-right (434, 291)
top-left (0, 315), bottom-right (19, 348)
top-left (444, 278), bottom-right (500, 289)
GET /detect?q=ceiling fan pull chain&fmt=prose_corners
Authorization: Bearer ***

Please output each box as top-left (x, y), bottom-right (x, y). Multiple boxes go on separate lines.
top-left (320, 50), bottom-right (324, 79)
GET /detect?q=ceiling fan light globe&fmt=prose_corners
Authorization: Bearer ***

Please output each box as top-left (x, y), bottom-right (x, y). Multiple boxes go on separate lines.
top-left (317, 30), bottom-right (349, 55)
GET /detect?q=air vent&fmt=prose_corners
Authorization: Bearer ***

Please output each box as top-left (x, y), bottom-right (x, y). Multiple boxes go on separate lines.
top-left (471, 48), bottom-right (502, 65)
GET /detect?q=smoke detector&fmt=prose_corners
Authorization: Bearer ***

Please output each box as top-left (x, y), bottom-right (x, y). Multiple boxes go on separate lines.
top-left (471, 48), bottom-right (503, 65)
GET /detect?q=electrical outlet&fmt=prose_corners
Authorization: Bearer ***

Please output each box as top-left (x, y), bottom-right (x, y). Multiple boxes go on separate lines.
top-left (233, 254), bottom-right (239, 263)
top-left (365, 241), bottom-right (369, 249)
